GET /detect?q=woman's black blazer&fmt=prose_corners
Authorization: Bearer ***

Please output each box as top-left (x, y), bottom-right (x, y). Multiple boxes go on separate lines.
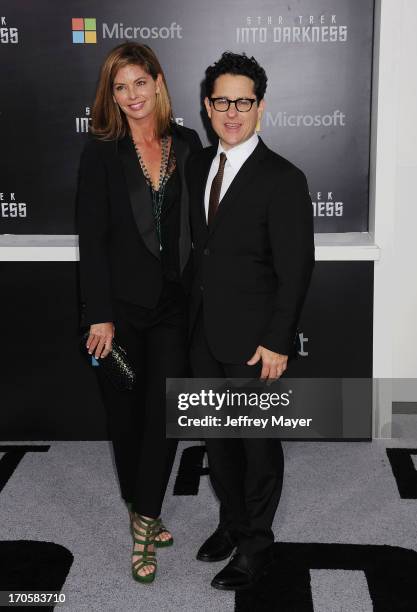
top-left (76, 122), bottom-right (202, 327)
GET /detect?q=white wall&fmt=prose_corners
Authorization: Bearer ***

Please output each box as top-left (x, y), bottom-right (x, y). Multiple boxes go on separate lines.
top-left (372, 0), bottom-right (417, 434)
top-left (393, 1), bottom-right (417, 382)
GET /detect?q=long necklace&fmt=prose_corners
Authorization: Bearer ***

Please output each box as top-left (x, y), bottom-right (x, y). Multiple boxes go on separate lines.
top-left (131, 134), bottom-right (171, 249)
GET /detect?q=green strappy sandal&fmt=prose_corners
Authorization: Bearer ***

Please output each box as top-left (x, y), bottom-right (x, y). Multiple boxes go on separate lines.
top-left (154, 518), bottom-right (174, 548)
top-left (131, 514), bottom-right (158, 584)
top-left (127, 503), bottom-right (173, 548)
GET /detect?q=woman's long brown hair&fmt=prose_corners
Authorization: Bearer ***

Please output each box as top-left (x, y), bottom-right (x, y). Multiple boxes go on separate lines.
top-left (91, 42), bottom-right (173, 140)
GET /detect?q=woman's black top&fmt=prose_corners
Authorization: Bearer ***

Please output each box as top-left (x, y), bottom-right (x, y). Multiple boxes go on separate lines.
top-left (158, 167), bottom-right (181, 283)
top-left (77, 123), bottom-right (202, 326)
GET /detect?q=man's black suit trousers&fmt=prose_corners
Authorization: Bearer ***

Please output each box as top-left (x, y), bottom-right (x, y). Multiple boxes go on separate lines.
top-left (190, 309), bottom-right (284, 555)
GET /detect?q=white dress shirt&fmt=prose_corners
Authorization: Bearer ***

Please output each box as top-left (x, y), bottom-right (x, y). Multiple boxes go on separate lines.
top-left (204, 132), bottom-right (259, 221)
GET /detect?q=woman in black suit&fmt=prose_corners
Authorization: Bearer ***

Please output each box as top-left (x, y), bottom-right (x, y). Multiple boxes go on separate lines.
top-left (77, 42), bottom-right (201, 583)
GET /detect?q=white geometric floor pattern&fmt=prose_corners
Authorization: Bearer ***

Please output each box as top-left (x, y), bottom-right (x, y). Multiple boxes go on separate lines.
top-left (0, 416), bottom-right (416, 612)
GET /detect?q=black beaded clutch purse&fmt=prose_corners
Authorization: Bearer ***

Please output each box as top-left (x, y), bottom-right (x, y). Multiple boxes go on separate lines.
top-left (80, 332), bottom-right (136, 391)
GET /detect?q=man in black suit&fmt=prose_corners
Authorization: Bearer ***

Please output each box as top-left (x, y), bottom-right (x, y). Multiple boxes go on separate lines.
top-left (187, 52), bottom-right (315, 590)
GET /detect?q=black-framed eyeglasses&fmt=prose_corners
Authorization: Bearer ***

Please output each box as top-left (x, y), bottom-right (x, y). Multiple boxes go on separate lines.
top-left (209, 97), bottom-right (257, 112)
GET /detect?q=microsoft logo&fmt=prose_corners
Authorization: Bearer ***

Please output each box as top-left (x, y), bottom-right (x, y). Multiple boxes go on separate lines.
top-left (72, 18), bottom-right (97, 44)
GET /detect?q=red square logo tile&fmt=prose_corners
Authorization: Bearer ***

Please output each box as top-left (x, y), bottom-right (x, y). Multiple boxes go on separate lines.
top-left (72, 18), bottom-right (84, 31)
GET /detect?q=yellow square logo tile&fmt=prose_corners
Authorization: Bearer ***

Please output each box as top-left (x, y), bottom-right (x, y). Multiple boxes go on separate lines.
top-left (85, 31), bottom-right (97, 44)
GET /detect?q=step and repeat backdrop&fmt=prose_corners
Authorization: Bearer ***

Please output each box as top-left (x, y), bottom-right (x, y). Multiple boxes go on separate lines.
top-left (0, 0), bottom-right (375, 437)
top-left (0, 0), bottom-right (374, 233)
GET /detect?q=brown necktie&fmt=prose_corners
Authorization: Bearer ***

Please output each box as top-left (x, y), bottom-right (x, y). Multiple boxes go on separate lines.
top-left (208, 152), bottom-right (227, 226)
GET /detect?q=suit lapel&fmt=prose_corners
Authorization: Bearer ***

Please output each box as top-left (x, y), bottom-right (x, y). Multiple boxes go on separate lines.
top-left (117, 135), bottom-right (161, 260)
top-left (198, 147), bottom-right (217, 234)
top-left (171, 128), bottom-right (189, 273)
top-left (209, 139), bottom-right (268, 235)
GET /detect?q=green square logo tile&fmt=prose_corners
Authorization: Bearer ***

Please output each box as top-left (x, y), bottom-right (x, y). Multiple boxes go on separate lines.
top-left (84, 18), bottom-right (96, 31)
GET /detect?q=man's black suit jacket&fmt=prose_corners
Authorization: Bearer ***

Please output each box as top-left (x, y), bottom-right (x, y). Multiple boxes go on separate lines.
top-left (77, 122), bottom-right (202, 326)
top-left (187, 138), bottom-right (315, 364)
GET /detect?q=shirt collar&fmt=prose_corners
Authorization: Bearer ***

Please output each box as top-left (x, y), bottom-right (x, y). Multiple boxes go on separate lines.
top-left (216, 132), bottom-right (259, 171)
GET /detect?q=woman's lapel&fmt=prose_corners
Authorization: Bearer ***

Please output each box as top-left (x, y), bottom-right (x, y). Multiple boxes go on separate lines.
top-left (118, 134), bottom-right (161, 260)
top-left (171, 127), bottom-right (190, 273)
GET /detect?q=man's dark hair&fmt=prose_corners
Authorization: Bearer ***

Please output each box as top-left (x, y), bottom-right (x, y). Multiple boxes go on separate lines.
top-left (204, 51), bottom-right (268, 101)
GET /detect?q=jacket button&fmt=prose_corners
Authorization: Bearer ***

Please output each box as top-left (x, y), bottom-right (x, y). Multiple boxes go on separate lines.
top-left (203, 248), bottom-right (210, 255)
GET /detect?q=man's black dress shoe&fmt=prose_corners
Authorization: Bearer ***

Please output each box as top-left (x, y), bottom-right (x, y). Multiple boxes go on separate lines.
top-left (211, 547), bottom-right (273, 591)
top-left (196, 528), bottom-right (236, 562)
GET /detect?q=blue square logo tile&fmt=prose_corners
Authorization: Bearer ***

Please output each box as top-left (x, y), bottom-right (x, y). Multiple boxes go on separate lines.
top-left (72, 30), bottom-right (84, 44)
